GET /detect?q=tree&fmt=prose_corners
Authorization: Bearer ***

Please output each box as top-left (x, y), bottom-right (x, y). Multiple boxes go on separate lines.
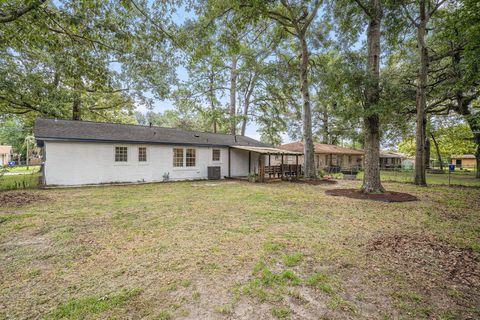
top-left (347, 0), bottom-right (385, 192)
top-left (253, 0), bottom-right (321, 178)
top-left (1, 1), bottom-right (178, 121)
top-left (401, 0), bottom-right (448, 185)
top-left (399, 122), bottom-right (476, 165)
top-left (0, 0), bottom-right (47, 23)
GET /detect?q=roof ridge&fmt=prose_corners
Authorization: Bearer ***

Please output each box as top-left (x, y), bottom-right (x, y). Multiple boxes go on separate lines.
top-left (36, 118), bottom-right (248, 138)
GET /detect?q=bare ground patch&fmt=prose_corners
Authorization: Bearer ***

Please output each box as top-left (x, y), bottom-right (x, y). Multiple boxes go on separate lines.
top-left (368, 234), bottom-right (480, 288)
top-left (0, 191), bottom-right (50, 207)
top-left (366, 233), bottom-right (480, 318)
top-left (291, 178), bottom-right (337, 186)
top-left (325, 188), bottom-right (418, 202)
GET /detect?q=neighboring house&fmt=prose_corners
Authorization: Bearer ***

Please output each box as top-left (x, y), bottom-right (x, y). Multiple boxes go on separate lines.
top-left (34, 119), bottom-right (296, 186)
top-left (0, 145), bottom-right (12, 166)
top-left (278, 141), bottom-right (364, 171)
top-left (450, 154), bottom-right (476, 169)
top-left (379, 151), bottom-right (407, 169)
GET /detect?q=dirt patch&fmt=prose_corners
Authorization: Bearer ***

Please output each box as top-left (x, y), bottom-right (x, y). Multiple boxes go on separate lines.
top-left (0, 191), bottom-right (50, 207)
top-left (325, 188), bottom-right (417, 202)
top-left (368, 234), bottom-right (480, 289)
top-left (292, 178), bottom-right (337, 185)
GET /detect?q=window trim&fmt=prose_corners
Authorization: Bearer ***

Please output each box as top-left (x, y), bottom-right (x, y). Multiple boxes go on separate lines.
top-left (173, 148), bottom-right (184, 167)
top-left (114, 146), bottom-right (128, 163)
top-left (138, 146), bottom-right (148, 163)
top-left (186, 148), bottom-right (196, 167)
top-left (212, 148), bottom-right (221, 162)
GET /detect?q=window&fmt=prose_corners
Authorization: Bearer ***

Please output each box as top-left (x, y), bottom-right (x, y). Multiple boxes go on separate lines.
top-left (212, 149), bottom-right (221, 161)
top-left (138, 147), bottom-right (147, 162)
top-left (115, 146), bottom-right (128, 162)
top-left (173, 148), bottom-right (183, 167)
top-left (186, 148), bottom-right (196, 167)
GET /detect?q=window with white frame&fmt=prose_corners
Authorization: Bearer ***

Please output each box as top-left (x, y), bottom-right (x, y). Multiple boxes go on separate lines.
top-left (212, 149), bottom-right (220, 161)
top-left (173, 148), bottom-right (183, 167)
top-left (138, 147), bottom-right (147, 162)
top-left (186, 148), bottom-right (196, 167)
top-left (115, 146), bottom-right (128, 162)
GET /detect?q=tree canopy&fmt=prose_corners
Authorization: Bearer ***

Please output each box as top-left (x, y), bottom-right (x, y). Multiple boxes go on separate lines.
top-left (1, 0), bottom-right (479, 180)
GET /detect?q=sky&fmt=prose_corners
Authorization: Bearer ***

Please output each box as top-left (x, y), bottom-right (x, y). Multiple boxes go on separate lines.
top-left (135, 4), bottom-right (366, 144)
top-left (132, 5), bottom-right (271, 142)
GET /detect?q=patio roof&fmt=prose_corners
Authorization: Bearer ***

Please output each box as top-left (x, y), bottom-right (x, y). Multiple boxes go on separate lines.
top-left (232, 146), bottom-right (303, 155)
top-left (279, 141), bottom-right (364, 155)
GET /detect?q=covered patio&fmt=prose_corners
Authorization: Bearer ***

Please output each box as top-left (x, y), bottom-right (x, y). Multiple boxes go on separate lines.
top-left (228, 146), bottom-right (303, 182)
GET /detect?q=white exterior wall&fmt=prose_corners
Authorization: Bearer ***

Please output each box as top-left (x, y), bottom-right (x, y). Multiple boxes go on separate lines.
top-left (44, 141), bottom-right (253, 186)
top-left (230, 149), bottom-right (261, 176)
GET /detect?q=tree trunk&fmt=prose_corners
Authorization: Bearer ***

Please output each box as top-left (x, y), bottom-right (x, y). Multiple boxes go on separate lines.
top-left (476, 143), bottom-right (480, 179)
top-left (430, 132), bottom-right (443, 171)
top-left (465, 122), bottom-right (480, 179)
top-left (229, 55), bottom-right (238, 135)
top-left (209, 69), bottom-right (217, 133)
top-left (425, 136), bottom-right (431, 169)
top-left (414, 0), bottom-right (428, 185)
top-left (241, 73), bottom-right (258, 136)
top-left (322, 105), bottom-right (329, 144)
top-left (72, 92), bottom-right (81, 120)
top-left (299, 31), bottom-right (316, 179)
top-left (361, 0), bottom-right (384, 193)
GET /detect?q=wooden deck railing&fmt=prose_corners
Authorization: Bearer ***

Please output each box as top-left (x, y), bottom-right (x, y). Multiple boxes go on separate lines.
top-left (264, 165), bottom-right (301, 178)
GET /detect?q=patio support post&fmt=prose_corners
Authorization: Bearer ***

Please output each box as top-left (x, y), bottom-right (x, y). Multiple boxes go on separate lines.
top-left (248, 151), bottom-right (251, 175)
top-left (268, 154), bottom-right (271, 178)
top-left (228, 147), bottom-right (231, 177)
top-left (281, 154), bottom-right (284, 179)
top-left (259, 155), bottom-right (265, 182)
top-left (296, 155), bottom-right (299, 177)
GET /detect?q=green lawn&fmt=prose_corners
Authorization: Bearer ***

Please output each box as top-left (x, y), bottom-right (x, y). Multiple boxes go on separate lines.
top-left (1, 180), bottom-right (479, 319)
top-left (4, 165), bottom-right (41, 173)
top-left (0, 172), bottom-right (40, 191)
top-left (356, 169), bottom-right (480, 187)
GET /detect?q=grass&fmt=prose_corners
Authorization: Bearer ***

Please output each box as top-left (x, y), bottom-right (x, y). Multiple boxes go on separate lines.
top-left (46, 288), bottom-right (142, 320)
top-left (356, 169), bottom-right (480, 187)
top-left (0, 172), bottom-right (40, 191)
top-left (271, 306), bottom-right (291, 319)
top-left (1, 179), bottom-right (479, 319)
top-left (3, 165), bottom-right (40, 173)
top-left (283, 253), bottom-right (303, 267)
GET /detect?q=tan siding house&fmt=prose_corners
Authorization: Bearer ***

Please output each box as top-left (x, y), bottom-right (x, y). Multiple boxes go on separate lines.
top-left (277, 141), bottom-right (364, 170)
top-left (0, 145), bottom-right (12, 166)
top-left (379, 151), bottom-right (407, 169)
top-left (451, 155), bottom-right (476, 169)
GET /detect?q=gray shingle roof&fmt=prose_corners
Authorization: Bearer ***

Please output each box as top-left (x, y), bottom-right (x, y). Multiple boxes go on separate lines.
top-left (34, 118), bottom-right (270, 148)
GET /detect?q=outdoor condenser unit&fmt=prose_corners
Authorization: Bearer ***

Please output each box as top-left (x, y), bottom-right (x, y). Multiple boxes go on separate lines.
top-left (207, 166), bottom-right (221, 180)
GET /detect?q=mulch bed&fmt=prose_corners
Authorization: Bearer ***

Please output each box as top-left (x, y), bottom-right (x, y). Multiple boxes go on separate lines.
top-left (291, 178), bottom-right (337, 185)
top-left (0, 191), bottom-right (49, 207)
top-left (325, 188), bottom-right (417, 202)
top-left (368, 234), bottom-right (480, 289)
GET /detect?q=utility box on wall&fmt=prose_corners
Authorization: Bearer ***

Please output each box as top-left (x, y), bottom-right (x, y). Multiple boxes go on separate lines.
top-left (208, 166), bottom-right (221, 180)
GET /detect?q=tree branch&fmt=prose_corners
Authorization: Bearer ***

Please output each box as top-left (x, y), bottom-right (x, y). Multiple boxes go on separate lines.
top-left (401, 4), bottom-right (419, 28)
top-left (0, 0), bottom-right (46, 23)
top-left (353, 0), bottom-right (372, 17)
top-left (429, 0), bottom-right (448, 17)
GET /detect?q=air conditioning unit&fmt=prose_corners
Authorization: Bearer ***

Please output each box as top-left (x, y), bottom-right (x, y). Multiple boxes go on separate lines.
top-left (207, 166), bottom-right (221, 180)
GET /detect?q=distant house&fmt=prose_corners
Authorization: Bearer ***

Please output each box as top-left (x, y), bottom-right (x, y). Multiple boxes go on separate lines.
top-left (0, 145), bottom-right (12, 166)
top-left (451, 154), bottom-right (476, 169)
top-left (379, 151), bottom-right (408, 169)
top-left (277, 141), bottom-right (364, 171)
top-left (34, 119), bottom-right (298, 186)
